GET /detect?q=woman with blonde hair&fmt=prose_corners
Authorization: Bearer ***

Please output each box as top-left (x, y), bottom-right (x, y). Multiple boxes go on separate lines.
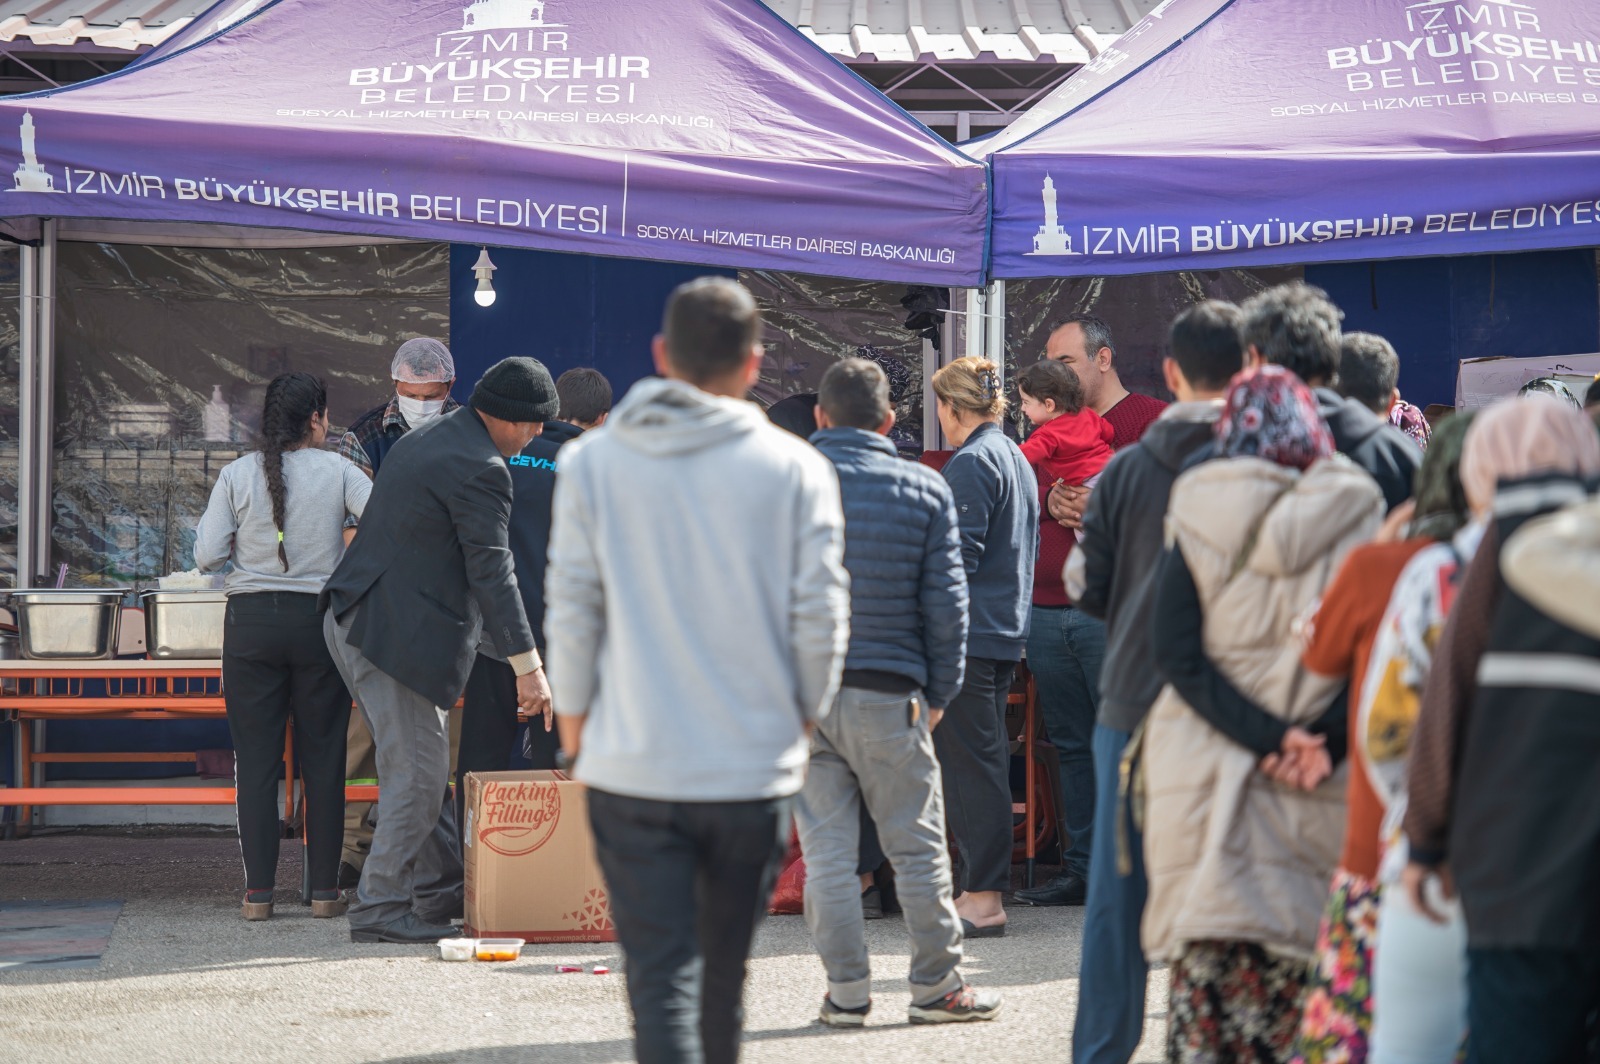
top-left (929, 356), bottom-right (1038, 938)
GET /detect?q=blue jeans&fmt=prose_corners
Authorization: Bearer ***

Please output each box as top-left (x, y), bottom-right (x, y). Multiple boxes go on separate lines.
top-left (1073, 724), bottom-right (1148, 1064)
top-left (1026, 604), bottom-right (1106, 878)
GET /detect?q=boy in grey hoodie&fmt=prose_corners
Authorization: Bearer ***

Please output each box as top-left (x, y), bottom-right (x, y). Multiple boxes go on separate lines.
top-left (545, 278), bottom-right (850, 1064)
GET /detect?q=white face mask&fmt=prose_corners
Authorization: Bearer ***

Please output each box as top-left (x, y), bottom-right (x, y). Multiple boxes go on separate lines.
top-left (397, 394), bottom-right (446, 428)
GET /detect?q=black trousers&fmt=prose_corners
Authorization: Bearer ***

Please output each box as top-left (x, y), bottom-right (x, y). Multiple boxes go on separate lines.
top-left (1466, 946), bottom-right (1600, 1064)
top-left (221, 592), bottom-right (351, 892)
top-left (857, 804), bottom-right (884, 877)
top-left (932, 656), bottom-right (1015, 896)
top-left (588, 788), bottom-right (791, 1064)
top-left (455, 654), bottom-right (559, 832)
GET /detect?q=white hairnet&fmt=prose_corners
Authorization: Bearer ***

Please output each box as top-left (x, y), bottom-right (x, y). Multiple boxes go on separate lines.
top-left (391, 337), bottom-right (455, 383)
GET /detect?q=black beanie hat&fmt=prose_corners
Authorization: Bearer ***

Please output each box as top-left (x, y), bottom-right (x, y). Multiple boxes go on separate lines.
top-left (470, 357), bottom-right (560, 423)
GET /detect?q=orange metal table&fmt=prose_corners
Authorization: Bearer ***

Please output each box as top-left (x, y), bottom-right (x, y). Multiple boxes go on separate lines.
top-left (0, 659), bottom-right (295, 837)
top-left (0, 659), bottom-right (511, 839)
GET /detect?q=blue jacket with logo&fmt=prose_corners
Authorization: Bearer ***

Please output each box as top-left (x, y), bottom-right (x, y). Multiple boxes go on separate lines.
top-left (811, 427), bottom-right (969, 708)
top-left (504, 419), bottom-right (584, 652)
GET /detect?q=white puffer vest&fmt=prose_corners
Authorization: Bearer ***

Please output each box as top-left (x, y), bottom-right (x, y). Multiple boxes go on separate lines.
top-left (1141, 455), bottom-right (1384, 962)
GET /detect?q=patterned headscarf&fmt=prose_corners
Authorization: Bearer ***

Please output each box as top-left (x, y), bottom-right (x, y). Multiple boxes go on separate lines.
top-left (1389, 399), bottom-right (1432, 451)
top-left (1215, 365), bottom-right (1336, 471)
top-left (1409, 411), bottom-right (1473, 541)
top-left (1459, 393), bottom-right (1600, 513)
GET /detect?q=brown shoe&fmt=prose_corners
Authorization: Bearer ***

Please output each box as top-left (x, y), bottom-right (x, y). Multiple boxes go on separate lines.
top-left (242, 890), bottom-right (273, 921)
top-left (311, 895), bottom-right (349, 919)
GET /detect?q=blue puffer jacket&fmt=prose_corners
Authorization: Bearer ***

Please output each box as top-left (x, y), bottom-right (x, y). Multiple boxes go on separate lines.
top-left (812, 427), bottom-right (969, 708)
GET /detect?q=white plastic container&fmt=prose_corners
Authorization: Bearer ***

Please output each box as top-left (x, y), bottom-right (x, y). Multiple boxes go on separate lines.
top-left (438, 938), bottom-right (475, 962)
top-left (474, 938), bottom-right (526, 962)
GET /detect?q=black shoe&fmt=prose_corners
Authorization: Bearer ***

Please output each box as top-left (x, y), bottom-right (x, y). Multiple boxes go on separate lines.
top-left (818, 995), bottom-right (872, 1028)
top-left (337, 861), bottom-right (362, 890)
top-left (349, 913), bottom-right (459, 944)
top-left (860, 886), bottom-right (884, 921)
top-left (416, 900), bottom-right (465, 924)
top-left (1013, 873), bottom-right (1087, 907)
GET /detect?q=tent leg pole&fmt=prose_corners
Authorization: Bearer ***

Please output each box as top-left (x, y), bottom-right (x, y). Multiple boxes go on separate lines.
top-left (985, 279), bottom-right (1006, 393)
top-left (34, 219), bottom-right (56, 581)
top-left (962, 287), bottom-right (984, 361)
top-left (17, 241), bottom-right (37, 588)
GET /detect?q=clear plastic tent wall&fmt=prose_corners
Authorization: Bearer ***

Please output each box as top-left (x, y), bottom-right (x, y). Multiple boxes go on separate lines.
top-left (49, 243), bottom-right (448, 587)
top-left (984, 0), bottom-right (1600, 278)
top-left (0, 0), bottom-right (987, 286)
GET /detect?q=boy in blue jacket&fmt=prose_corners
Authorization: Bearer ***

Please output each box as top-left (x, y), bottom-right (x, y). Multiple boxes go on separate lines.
top-left (798, 358), bottom-right (1001, 1026)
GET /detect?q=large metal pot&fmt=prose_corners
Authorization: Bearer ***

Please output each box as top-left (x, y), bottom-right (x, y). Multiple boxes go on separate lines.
top-left (8, 589), bottom-right (130, 660)
top-left (140, 590), bottom-right (228, 660)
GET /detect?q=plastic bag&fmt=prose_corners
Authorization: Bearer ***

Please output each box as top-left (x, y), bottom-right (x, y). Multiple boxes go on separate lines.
top-left (767, 827), bottom-right (805, 915)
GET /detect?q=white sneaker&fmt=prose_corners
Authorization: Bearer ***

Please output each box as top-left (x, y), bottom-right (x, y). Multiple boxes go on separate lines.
top-left (907, 984), bottom-right (1002, 1024)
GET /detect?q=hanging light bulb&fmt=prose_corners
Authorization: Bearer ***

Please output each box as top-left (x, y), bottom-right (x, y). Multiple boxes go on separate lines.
top-left (472, 246), bottom-right (497, 308)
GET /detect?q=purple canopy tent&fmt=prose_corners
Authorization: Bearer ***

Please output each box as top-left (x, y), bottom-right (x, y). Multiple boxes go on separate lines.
top-left (0, 0), bottom-right (991, 585)
top-left (983, 0), bottom-right (1600, 278)
top-left (0, 0), bottom-right (986, 286)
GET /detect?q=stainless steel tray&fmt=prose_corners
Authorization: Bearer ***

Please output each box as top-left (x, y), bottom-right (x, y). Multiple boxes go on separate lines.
top-left (9, 589), bottom-right (130, 660)
top-left (140, 590), bottom-right (228, 660)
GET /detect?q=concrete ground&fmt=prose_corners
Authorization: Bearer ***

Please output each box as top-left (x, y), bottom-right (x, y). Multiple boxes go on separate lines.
top-left (0, 829), bottom-right (1169, 1064)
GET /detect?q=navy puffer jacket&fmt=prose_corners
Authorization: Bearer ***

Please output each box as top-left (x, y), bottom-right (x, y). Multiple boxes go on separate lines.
top-left (812, 427), bottom-right (969, 707)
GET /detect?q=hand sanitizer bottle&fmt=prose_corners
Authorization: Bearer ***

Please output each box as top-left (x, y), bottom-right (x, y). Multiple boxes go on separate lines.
top-left (203, 385), bottom-right (231, 442)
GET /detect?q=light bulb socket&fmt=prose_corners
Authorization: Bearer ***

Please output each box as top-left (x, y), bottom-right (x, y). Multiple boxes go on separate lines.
top-left (470, 246), bottom-right (497, 308)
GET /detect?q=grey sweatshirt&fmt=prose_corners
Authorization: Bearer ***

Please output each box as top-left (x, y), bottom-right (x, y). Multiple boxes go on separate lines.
top-left (545, 377), bottom-right (850, 802)
top-left (194, 449), bottom-right (371, 596)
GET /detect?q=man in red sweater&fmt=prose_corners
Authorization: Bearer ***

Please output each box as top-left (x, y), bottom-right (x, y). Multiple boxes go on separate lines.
top-left (1016, 315), bottom-right (1166, 907)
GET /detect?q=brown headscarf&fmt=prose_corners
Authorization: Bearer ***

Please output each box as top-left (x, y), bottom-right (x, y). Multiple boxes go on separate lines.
top-left (1459, 393), bottom-right (1600, 514)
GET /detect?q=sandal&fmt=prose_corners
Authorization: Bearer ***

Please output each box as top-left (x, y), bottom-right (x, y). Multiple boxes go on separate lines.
top-left (960, 917), bottom-right (1006, 939)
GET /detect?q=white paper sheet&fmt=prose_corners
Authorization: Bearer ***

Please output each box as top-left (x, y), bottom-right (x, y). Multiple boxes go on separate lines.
top-left (1455, 353), bottom-right (1600, 409)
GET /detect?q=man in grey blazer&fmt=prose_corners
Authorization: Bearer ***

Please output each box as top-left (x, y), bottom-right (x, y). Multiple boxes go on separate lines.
top-left (322, 357), bottom-right (557, 944)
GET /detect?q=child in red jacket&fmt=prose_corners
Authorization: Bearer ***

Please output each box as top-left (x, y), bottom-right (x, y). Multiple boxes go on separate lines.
top-left (1016, 360), bottom-right (1114, 542)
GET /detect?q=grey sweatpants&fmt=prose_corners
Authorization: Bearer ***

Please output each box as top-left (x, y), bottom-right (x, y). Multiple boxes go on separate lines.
top-left (797, 685), bottom-right (964, 1009)
top-left (323, 610), bottom-right (463, 931)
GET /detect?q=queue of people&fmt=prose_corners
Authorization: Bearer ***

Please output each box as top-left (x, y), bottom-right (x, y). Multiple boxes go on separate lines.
top-left (192, 275), bottom-right (1600, 1064)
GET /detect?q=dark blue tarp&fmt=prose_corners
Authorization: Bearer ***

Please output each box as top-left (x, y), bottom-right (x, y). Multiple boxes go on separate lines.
top-left (449, 245), bottom-right (735, 400)
top-left (1306, 249), bottom-right (1599, 408)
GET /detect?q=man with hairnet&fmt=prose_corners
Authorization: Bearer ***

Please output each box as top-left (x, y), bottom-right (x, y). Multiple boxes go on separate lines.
top-left (334, 337), bottom-right (461, 889)
top-left (338, 337), bottom-right (460, 479)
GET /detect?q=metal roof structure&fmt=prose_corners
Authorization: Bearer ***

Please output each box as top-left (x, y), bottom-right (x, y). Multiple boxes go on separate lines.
top-left (0, 1), bottom-right (213, 50)
top-left (766, 0), bottom-right (1153, 63)
top-left (1, 0), bottom-right (1158, 57)
top-left (0, 0), bottom-right (1163, 132)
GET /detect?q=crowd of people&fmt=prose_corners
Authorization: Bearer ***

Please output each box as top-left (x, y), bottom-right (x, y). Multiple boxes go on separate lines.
top-left (192, 275), bottom-right (1600, 1064)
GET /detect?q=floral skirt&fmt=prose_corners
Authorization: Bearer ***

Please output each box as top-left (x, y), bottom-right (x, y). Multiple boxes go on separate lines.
top-left (1168, 939), bottom-right (1311, 1064)
top-left (1291, 869), bottom-right (1381, 1064)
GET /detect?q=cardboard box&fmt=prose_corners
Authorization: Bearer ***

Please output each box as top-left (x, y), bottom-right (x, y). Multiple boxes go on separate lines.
top-left (462, 770), bottom-right (615, 943)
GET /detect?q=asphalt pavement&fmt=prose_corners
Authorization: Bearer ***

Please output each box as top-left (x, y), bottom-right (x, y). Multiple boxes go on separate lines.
top-left (0, 830), bottom-right (1169, 1063)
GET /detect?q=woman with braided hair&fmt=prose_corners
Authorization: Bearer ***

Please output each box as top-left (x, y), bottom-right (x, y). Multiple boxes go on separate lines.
top-left (196, 372), bottom-right (372, 921)
top-left (930, 356), bottom-right (1039, 937)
